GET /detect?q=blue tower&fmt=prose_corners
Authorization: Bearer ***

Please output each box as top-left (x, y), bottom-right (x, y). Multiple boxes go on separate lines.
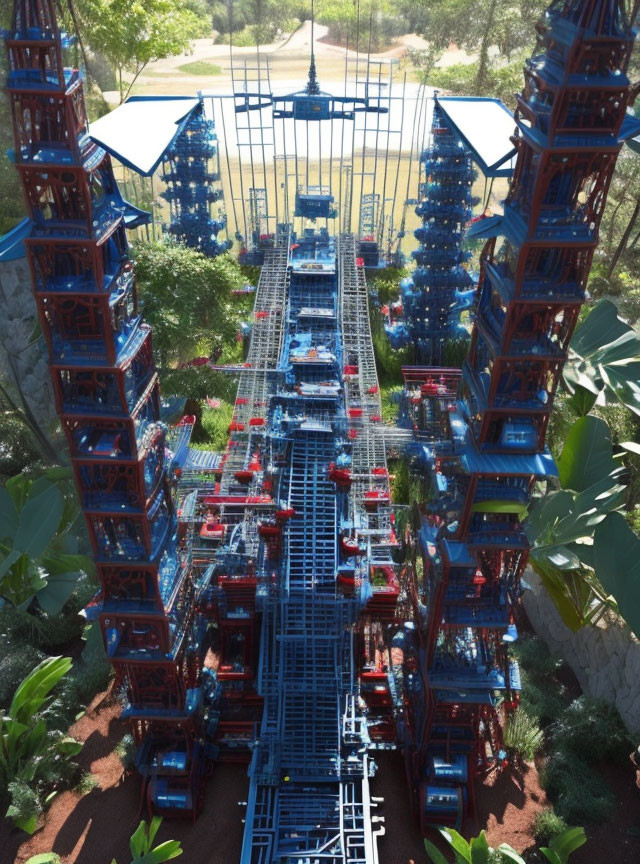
top-left (4, 0), bottom-right (209, 818)
top-left (161, 98), bottom-right (231, 256)
top-left (386, 97), bottom-right (477, 361)
top-left (400, 0), bottom-right (640, 834)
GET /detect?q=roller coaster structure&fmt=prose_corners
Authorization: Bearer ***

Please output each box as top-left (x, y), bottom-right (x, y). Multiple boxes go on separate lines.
top-left (4, 0), bottom-right (640, 859)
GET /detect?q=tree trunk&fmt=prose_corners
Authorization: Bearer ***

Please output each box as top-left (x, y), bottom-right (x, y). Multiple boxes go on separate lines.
top-left (607, 199), bottom-right (640, 278)
top-left (605, 197), bottom-right (625, 255)
top-left (474, 0), bottom-right (498, 96)
top-left (628, 225), bottom-right (640, 250)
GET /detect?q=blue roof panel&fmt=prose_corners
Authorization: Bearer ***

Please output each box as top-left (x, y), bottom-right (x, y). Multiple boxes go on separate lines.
top-left (0, 217), bottom-right (31, 261)
top-left (442, 541), bottom-right (476, 568)
top-left (462, 440), bottom-right (557, 478)
top-left (437, 97), bottom-right (517, 177)
top-left (88, 96), bottom-right (200, 176)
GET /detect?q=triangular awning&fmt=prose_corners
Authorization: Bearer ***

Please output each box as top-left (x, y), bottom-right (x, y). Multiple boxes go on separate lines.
top-left (437, 96), bottom-right (517, 177)
top-left (88, 96), bottom-right (200, 175)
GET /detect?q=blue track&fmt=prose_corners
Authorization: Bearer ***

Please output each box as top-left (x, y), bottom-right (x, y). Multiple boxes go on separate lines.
top-left (240, 233), bottom-right (380, 863)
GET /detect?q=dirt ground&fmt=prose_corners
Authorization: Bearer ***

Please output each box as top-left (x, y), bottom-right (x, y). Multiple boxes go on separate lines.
top-left (1, 694), bottom-right (249, 864)
top-left (3, 690), bottom-right (639, 864)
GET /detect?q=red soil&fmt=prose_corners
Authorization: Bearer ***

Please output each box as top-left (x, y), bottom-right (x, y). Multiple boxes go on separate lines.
top-left (3, 695), bottom-right (639, 864)
top-left (1, 692), bottom-right (248, 864)
top-left (372, 751), bottom-right (551, 863)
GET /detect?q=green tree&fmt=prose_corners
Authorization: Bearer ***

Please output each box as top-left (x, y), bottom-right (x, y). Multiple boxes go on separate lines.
top-left (317, 0), bottom-right (402, 52)
top-left (133, 240), bottom-right (242, 369)
top-left (73, 0), bottom-right (203, 101)
top-left (590, 148), bottom-right (640, 309)
top-left (0, 657), bottom-right (82, 834)
top-left (407, 0), bottom-right (547, 102)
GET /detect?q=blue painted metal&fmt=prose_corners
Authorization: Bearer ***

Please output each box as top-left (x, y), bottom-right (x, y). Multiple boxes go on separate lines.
top-left (8, 0), bottom-right (640, 855)
top-left (396, 0), bottom-right (640, 834)
top-left (4, 0), bottom-right (205, 818)
top-left (0, 217), bottom-right (30, 260)
top-left (386, 98), bottom-right (478, 362)
top-left (161, 98), bottom-right (231, 256)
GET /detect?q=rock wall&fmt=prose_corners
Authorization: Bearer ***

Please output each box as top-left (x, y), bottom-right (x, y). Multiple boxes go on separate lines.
top-left (523, 567), bottom-right (640, 737)
top-left (0, 254), bottom-right (57, 427)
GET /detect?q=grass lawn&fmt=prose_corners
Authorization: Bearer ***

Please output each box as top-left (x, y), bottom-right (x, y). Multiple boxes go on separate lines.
top-left (177, 60), bottom-right (223, 76)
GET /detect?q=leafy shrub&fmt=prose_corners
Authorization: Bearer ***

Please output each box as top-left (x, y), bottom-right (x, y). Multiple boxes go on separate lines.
top-left (230, 26), bottom-right (262, 46)
top-left (516, 671), bottom-right (569, 727)
top-left (390, 458), bottom-right (428, 507)
top-left (552, 696), bottom-right (631, 764)
top-left (0, 411), bottom-right (45, 481)
top-left (0, 657), bottom-right (83, 833)
top-left (76, 772), bottom-right (99, 795)
top-left (511, 636), bottom-right (571, 727)
top-left (512, 634), bottom-right (562, 679)
top-left (115, 733), bottom-right (137, 770)
top-left (541, 750), bottom-right (614, 824)
top-left (47, 622), bottom-right (112, 729)
top-left (0, 646), bottom-right (46, 707)
top-left (196, 403), bottom-right (234, 451)
top-left (556, 780), bottom-right (614, 825)
top-left (533, 809), bottom-right (570, 845)
top-left (380, 385), bottom-right (402, 424)
top-left (502, 710), bottom-right (544, 761)
top-left (370, 309), bottom-right (412, 386)
top-left (25, 854), bottom-right (62, 864)
top-left (368, 267), bottom-right (408, 305)
top-left (160, 366), bottom-right (239, 404)
top-left (6, 780), bottom-right (42, 833)
top-left (441, 337), bottom-right (469, 368)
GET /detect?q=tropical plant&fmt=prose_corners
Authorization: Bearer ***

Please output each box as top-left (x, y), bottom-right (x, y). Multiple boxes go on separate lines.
top-left (502, 709), bottom-right (544, 761)
top-left (0, 657), bottom-right (82, 833)
top-left (111, 816), bottom-right (183, 863)
top-left (563, 299), bottom-right (640, 418)
top-left (0, 469), bottom-right (92, 612)
top-left (525, 408), bottom-right (640, 636)
top-left (424, 827), bottom-right (526, 863)
top-left (522, 298), bottom-right (640, 635)
top-left (425, 826), bottom-right (587, 864)
top-left (539, 826), bottom-right (587, 864)
top-left (25, 856), bottom-right (63, 864)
